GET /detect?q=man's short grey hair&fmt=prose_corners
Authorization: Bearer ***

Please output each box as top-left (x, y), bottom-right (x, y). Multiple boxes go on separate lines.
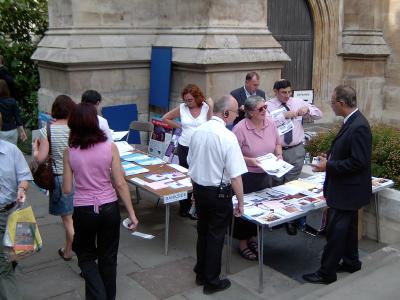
top-left (244, 95), bottom-right (265, 119)
top-left (334, 85), bottom-right (357, 108)
top-left (213, 95), bottom-right (232, 114)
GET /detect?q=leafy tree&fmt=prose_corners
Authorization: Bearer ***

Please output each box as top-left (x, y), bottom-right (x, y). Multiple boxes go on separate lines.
top-left (0, 0), bottom-right (48, 128)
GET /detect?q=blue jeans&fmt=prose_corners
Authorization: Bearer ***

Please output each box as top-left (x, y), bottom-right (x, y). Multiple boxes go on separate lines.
top-left (72, 201), bottom-right (120, 300)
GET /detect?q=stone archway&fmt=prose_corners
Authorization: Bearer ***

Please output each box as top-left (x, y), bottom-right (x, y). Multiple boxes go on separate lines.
top-left (307, 0), bottom-right (341, 112)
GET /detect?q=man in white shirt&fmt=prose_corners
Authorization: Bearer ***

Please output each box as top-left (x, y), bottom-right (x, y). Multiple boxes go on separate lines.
top-left (188, 95), bottom-right (247, 295)
top-left (81, 90), bottom-right (113, 141)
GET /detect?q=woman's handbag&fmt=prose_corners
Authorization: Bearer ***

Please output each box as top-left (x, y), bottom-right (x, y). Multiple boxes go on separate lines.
top-left (30, 123), bottom-right (55, 190)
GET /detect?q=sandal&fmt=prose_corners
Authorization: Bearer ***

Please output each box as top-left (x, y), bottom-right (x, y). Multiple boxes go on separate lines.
top-left (247, 241), bottom-right (259, 257)
top-left (239, 247), bottom-right (257, 261)
top-left (58, 248), bottom-right (72, 261)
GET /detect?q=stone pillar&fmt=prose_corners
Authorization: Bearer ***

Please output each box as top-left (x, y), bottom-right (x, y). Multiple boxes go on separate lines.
top-left (340, 0), bottom-right (390, 121)
top-left (32, 0), bottom-right (289, 119)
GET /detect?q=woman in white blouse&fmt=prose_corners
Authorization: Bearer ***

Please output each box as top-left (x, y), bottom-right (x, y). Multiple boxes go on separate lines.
top-left (163, 84), bottom-right (213, 218)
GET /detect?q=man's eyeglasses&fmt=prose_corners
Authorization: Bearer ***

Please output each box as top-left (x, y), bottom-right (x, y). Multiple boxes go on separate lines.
top-left (256, 105), bottom-right (268, 112)
top-left (228, 109), bottom-right (239, 115)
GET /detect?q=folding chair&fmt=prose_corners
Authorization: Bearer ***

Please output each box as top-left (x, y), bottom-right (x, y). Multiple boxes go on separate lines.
top-left (126, 121), bottom-right (154, 204)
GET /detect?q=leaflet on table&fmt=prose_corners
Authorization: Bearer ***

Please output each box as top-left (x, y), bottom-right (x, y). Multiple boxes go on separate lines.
top-left (176, 177), bottom-right (192, 187)
top-left (256, 153), bottom-right (294, 178)
top-left (115, 141), bottom-right (134, 155)
top-left (111, 131), bottom-right (129, 141)
top-left (144, 172), bottom-right (186, 182)
top-left (122, 164), bottom-right (149, 176)
top-left (135, 157), bottom-right (165, 166)
top-left (371, 177), bottom-right (395, 192)
top-left (302, 173), bottom-right (326, 185)
top-left (121, 153), bottom-right (149, 162)
top-left (269, 107), bottom-right (294, 136)
top-left (146, 178), bottom-right (189, 190)
top-left (168, 164), bottom-right (188, 173)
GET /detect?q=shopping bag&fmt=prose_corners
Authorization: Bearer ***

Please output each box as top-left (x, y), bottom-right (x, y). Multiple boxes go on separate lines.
top-left (3, 205), bottom-right (42, 261)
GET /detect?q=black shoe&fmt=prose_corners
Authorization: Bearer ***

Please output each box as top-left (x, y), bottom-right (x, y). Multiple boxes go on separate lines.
top-left (285, 222), bottom-right (298, 236)
top-left (195, 276), bottom-right (205, 286)
top-left (12, 261), bottom-right (18, 271)
top-left (179, 211), bottom-right (190, 218)
top-left (203, 279), bottom-right (231, 294)
top-left (302, 272), bottom-right (336, 284)
top-left (337, 263), bottom-right (361, 273)
top-left (189, 213), bottom-right (198, 220)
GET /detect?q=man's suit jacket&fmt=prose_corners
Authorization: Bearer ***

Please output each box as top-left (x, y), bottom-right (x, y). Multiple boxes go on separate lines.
top-left (230, 87), bottom-right (265, 125)
top-left (323, 110), bottom-right (372, 211)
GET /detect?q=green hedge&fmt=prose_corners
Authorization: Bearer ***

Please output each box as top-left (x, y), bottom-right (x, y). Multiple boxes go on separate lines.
top-left (305, 123), bottom-right (400, 189)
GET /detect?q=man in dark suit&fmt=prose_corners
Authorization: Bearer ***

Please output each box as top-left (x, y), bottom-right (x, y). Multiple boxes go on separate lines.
top-left (230, 71), bottom-right (265, 125)
top-left (302, 85), bottom-right (372, 284)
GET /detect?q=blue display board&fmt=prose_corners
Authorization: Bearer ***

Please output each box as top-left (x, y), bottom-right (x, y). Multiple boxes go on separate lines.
top-left (149, 47), bottom-right (172, 109)
top-left (101, 104), bottom-right (139, 144)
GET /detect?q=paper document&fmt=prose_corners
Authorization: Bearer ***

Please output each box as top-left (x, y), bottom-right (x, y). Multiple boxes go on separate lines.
top-left (115, 141), bottom-right (134, 155)
top-left (257, 153), bottom-right (294, 178)
top-left (168, 164), bottom-right (188, 173)
top-left (112, 131), bottom-right (129, 141)
top-left (269, 107), bottom-right (294, 135)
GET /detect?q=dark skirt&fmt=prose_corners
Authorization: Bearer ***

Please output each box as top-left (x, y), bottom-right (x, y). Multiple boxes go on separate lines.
top-left (233, 172), bottom-right (274, 240)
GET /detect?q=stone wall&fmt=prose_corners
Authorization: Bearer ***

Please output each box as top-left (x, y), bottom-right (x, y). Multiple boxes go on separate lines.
top-left (33, 0), bottom-right (289, 120)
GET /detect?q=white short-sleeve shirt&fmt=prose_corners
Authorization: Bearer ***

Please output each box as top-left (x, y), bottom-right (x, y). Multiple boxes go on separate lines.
top-left (98, 115), bottom-right (113, 142)
top-left (188, 116), bottom-right (247, 186)
top-left (178, 102), bottom-right (209, 147)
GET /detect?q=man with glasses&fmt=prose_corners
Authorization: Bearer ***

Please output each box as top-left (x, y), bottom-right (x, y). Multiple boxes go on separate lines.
top-left (230, 71), bottom-right (266, 126)
top-left (267, 79), bottom-right (322, 183)
top-left (303, 85), bottom-right (372, 284)
top-left (267, 79), bottom-right (322, 234)
top-left (188, 95), bottom-right (247, 295)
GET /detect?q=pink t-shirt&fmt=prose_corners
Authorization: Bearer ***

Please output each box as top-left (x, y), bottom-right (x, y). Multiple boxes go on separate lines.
top-left (68, 141), bottom-right (117, 212)
top-left (233, 117), bottom-right (281, 173)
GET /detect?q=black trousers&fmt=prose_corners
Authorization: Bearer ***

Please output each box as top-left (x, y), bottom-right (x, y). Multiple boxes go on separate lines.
top-left (177, 144), bottom-right (192, 213)
top-left (73, 201), bottom-right (121, 300)
top-left (233, 172), bottom-right (273, 240)
top-left (193, 182), bottom-right (233, 286)
top-left (319, 208), bottom-right (361, 280)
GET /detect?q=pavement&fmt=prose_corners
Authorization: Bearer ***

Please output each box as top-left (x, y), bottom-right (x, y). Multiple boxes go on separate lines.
top-left (14, 169), bottom-right (392, 300)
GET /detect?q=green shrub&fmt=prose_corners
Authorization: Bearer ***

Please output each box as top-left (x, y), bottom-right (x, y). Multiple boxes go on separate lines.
top-left (305, 123), bottom-right (400, 189)
top-left (0, 0), bottom-right (48, 129)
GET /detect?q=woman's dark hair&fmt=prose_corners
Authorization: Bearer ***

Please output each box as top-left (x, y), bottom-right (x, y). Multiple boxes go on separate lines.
top-left (0, 79), bottom-right (10, 97)
top-left (68, 103), bottom-right (107, 149)
top-left (51, 95), bottom-right (76, 119)
top-left (181, 84), bottom-right (205, 107)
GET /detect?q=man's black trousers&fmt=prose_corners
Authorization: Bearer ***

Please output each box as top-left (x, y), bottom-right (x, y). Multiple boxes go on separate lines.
top-left (193, 182), bottom-right (233, 286)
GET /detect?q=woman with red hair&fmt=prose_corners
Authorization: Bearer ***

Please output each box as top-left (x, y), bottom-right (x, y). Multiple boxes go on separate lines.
top-left (163, 84), bottom-right (213, 218)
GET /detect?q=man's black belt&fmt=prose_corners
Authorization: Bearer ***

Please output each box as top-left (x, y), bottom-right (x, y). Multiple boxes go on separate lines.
top-left (282, 143), bottom-right (302, 150)
top-left (192, 181), bottom-right (231, 191)
top-left (0, 202), bottom-right (16, 213)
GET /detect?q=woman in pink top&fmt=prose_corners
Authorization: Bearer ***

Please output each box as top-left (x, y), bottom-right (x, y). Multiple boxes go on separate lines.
top-left (62, 103), bottom-right (138, 300)
top-left (232, 95), bottom-right (282, 261)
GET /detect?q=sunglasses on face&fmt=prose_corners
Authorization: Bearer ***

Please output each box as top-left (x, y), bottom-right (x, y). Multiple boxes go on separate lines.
top-left (256, 104), bottom-right (268, 112)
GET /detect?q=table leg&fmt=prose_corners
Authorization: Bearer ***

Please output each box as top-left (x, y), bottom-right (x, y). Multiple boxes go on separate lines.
top-left (374, 193), bottom-right (380, 243)
top-left (257, 224), bottom-right (264, 293)
top-left (165, 203), bottom-right (170, 255)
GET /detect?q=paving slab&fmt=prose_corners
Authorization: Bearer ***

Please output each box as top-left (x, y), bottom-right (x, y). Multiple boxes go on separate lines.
top-left (129, 257), bottom-right (197, 299)
top-left (17, 263), bottom-right (83, 300)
